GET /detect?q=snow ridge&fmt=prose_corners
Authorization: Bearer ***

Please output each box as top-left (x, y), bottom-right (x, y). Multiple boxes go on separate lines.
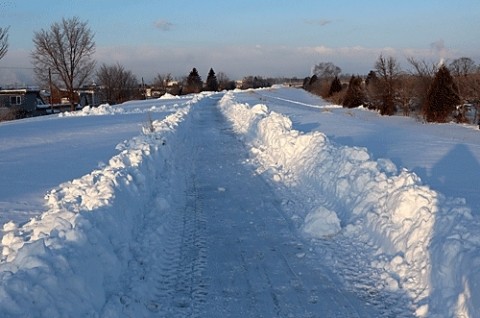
top-left (0, 93), bottom-right (208, 316)
top-left (218, 90), bottom-right (480, 317)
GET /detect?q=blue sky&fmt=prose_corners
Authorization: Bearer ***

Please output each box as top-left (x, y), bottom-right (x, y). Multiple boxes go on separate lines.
top-left (0, 0), bottom-right (479, 84)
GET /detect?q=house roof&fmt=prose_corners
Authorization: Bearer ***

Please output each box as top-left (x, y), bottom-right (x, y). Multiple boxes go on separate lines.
top-left (0, 88), bottom-right (41, 94)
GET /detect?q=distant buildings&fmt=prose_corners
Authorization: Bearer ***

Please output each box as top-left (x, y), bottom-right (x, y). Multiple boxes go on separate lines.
top-left (0, 87), bottom-right (46, 116)
top-left (0, 85), bottom-right (104, 119)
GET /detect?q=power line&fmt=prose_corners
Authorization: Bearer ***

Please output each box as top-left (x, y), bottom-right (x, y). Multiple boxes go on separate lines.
top-left (0, 66), bottom-right (34, 70)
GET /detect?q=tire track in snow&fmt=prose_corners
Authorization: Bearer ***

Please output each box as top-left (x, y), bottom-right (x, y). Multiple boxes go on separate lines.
top-left (113, 174), bottom-right (208, 317)
top-left (100, 99), bottom-right (209, 318)
top-left (149, 170), bottom-right (208, 317)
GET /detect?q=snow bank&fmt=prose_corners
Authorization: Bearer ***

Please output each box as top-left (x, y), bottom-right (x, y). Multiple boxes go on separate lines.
top-left (0, 93), bottom-right (209, 317)
top-left (59, 103), bottom-right (125, 116)
top-left (59, 103), bottom-right (174, 117)
top-left (218, 91), bottom-right (480, 317)
top-left (158, 93), bottom-right (180, 99)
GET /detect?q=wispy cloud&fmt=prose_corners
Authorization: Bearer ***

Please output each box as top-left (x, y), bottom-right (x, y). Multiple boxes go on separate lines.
top-left (429, 39), bottom-right (454, 65)
top-left (0, 49), bottom-right (35, 85)
top-left (430, 39), bottom-right (445, 53)
top-left (299, 45), bottom-right (398, 57)
top-left (305, 19), bottom-right (332, 27)
top-left (3, 42), bottom-right (463, 85)
top-left (154, 19), bottom-right (173, 31)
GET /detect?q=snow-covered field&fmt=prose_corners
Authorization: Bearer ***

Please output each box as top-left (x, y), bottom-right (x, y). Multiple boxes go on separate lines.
top-left (0, 95), bottom-right (194, 226)
top-left (0, 86), bottom-right (478, 317)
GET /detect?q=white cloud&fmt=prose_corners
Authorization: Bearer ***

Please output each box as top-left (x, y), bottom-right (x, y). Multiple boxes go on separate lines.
top-left (305, 19), bottom-right (332, 27)
top-left (154, 20), bottom-right (173, 31)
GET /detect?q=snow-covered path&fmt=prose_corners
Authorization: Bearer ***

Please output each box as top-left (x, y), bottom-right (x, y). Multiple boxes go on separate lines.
top-left (1, 86), bottom-right (479, 317)
top-left (188, 96), bottom-right (377, 317)
top-left (103, 95), bottom-right (381, 317)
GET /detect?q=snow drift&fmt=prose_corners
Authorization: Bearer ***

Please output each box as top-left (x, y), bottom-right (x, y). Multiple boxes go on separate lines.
top-left (0, 93), bottom-right (209, 316)
top-left (218, 90), bottom-right (480, 318)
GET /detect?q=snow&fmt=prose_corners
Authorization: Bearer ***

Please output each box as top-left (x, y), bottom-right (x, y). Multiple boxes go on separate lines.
top-left (303, 206), bottom-right (342, 237)
top-left (0, 97), bottom-right (194, 226)
top-left (219, 87), bottom-right (480, 317)
top-left (0, 86), bottom-right (479, 317)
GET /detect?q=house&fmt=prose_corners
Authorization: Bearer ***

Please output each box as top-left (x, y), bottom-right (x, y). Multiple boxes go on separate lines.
top-left (78, 89), bottom-right (103, 107)
top-left (0, 88), bottom-right (46, 115)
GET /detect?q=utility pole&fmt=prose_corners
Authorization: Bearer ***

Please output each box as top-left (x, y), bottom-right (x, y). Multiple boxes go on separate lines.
top-left (48, 68), bottom-right (53, 114)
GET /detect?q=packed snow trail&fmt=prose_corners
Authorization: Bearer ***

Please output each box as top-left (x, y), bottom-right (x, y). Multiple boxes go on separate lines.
top-left (105, 93), bottom-right (382, 317)
top-left (1, 87), bottom-right (478, 317)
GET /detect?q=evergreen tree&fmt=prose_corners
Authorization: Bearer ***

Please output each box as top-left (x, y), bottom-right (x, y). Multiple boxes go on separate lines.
top-left (308, 74), bottom-right (318, 86)
top-left (342, 76), bottom-right (366, 108)
top-left (303, 74), bottom-right (321, 95)
top-left (184, 67), bottom-right (203, 94)
top-left (328, 76), bottom-right (342, 96)
top-left (424, 65), bottom-right (460, 122)
top-left (302, 76), bottom-right (311, 90)
top-left (365, 70), bottom-right (378, 86)
top-left (205, 68), bottom-right (219, 91)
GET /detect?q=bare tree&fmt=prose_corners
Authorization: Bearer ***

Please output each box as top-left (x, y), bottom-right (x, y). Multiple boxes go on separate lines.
top-left (32, 17), bottom-right (95, 111)
top-left (96, 63), bottom-right (138, 104)
top-left (449, 57), bottom-right (476, 77)
top-left (309, 62), bottom-right (342, 98)
top-left (312, 62), bottom-right (341, 79)
top-left (397, 74), bottom-right (417, 116)
top-left (217, 72), bottom-right (235, 91)
top-left (469, 72), bottom-right (480, 124)
top-left (0, 26), bottom-right (9, 61)
top-left (373, 54), bottom-right (401, 115)
top-left (153, 73), bottom-right (173, 94)
top-left (407, 57), bottom-right (438, 78)
top-left (448, 58), bottom-right (480, 123)
top-left (407, 57), bottom-right (439, 112)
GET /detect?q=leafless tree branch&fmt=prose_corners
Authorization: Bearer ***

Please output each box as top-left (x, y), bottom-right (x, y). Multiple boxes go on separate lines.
top-left (0, 26), bottom-right (9, 61)
top-left (96, 63), bottom-right (138, 104)
top-left (32, 17), bottom-right (95, 111)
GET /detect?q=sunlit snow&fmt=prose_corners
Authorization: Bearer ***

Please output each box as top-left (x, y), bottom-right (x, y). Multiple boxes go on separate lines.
top-left (0, 86), bottom-right (479, 317)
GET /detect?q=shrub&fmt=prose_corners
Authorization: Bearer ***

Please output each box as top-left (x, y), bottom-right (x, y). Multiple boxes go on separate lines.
top-left (342, 76), bottom-right (366, 108)
top-left (424, 65), bottom-right (460, 122)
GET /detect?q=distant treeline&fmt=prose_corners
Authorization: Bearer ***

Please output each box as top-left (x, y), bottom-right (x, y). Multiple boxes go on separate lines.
top-left (303, 57), bottom-right (480, 124)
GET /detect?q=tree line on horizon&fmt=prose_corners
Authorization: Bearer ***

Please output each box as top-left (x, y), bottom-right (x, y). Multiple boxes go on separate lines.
top-left (2, 17), bottom-right (479, 124)
top-left (1, 17), bottom-right (274, 118)
top-left (303, 57), bottom-right (480, 124)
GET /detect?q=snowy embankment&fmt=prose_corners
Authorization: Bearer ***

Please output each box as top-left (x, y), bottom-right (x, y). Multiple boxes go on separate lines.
top-left (219, 90), bottom-right (480, 318)
top-left (0, 93), bottom-right (208, 316)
